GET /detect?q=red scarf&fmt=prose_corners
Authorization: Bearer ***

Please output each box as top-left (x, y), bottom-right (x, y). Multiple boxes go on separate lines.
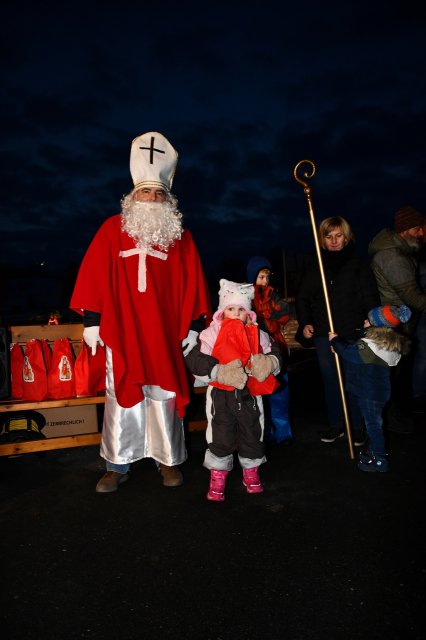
top-left (210, 318), bottom-right (278, 395)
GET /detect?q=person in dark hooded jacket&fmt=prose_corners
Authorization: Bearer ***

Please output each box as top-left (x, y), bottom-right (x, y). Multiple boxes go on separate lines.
top-left (295, 216), bottom-right (381, 445)
top-left (246, 256), bottom-right (293, 444)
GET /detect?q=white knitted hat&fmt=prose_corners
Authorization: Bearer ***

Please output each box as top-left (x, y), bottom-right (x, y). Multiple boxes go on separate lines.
top-left (213, 279), bottom-right (257, 323)
top-left (130, 132), bottom-right (178, 192)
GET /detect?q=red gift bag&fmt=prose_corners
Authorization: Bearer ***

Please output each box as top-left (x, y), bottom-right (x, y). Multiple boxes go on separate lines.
top-left (74, 340), bottom-right (90, 397)
top-left (22, 339), bottom-right (49, 401)
top-left (41, 339), bottom-right (52, 372)
top-left (47, 338), bottom-right (76, 399)
top-left (74, 341), bottom-right (106, 396)
top-left (10, 343), bottom-right (24, 399)
top-left (89, 344), bottom-right (106, 394)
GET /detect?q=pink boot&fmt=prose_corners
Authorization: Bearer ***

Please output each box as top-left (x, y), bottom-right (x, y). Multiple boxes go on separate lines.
top-left (207, 469), bottom-right (229, 502)
top-left (242, 467), bottom-right (264, 494)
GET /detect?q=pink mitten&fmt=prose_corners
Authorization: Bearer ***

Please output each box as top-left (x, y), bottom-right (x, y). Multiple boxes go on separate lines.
top-left (250, 354), bottom-right (275, 382)
top-left (217, 359), bottom-right (248, 389)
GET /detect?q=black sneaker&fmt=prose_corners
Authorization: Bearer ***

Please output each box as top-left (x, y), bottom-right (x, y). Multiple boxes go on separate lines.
top-left (358, 450), bottom-right (389, 473)
top-left (319, 428), bottom-right (344, 443)
top-left (352, 429), bottom-right (365, 447)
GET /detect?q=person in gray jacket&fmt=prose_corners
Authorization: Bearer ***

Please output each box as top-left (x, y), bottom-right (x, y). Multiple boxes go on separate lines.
top-left (368, 205), bottom-right (426, 420)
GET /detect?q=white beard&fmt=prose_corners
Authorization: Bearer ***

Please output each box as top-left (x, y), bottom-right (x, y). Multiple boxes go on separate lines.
top-left (121, 194), bottom-right (183, 252)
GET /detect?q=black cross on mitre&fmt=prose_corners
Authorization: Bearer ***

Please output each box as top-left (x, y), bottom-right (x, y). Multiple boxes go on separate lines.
top-left (139, 136), bottom-right (165, 164)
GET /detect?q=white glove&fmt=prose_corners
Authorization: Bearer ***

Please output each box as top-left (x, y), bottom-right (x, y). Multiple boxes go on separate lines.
top-left (83, 326), bottom-right (105, 356)
top-left (182, 330), bottom-right (198, 357)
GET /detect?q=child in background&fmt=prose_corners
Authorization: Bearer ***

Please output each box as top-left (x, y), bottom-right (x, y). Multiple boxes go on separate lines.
top-left (185, 279), bottom-right (282, 501)
top-left (329, 304), bottom-right (411, 472)
top-left (246, 256), bottom-right (293, 444)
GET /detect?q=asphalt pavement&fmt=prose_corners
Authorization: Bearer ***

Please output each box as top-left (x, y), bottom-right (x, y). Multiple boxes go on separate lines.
top-left (0, 352), bottom-right (424, 640)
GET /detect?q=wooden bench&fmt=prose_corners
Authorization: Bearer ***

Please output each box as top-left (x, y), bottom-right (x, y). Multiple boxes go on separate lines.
top-left (0, 324), bottom-right (104, 457)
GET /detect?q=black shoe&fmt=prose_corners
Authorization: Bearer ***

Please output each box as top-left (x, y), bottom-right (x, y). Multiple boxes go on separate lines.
top-left (319, 428), bottom-right (344, 443)
top-left (352, 429), bottom-right (365, 447)
top-left (358, 450), bottom-right (389, 473)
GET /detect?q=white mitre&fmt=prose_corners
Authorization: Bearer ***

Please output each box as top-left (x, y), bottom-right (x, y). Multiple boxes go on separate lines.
top-left (130, 131), bottom-right (178, 193)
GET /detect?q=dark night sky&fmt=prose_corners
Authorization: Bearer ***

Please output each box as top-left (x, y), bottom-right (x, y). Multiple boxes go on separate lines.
top-left (1, 0), bottom-right (426, 320)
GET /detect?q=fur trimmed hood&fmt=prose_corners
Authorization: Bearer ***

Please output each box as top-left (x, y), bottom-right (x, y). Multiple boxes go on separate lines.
top-left (363, 327), bottom-right (411, 354)
top-left (361, 327), bottom-right (411, 367)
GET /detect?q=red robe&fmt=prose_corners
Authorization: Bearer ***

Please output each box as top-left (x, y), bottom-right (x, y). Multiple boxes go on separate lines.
top-left (70, 215), bottom-right (211, 416)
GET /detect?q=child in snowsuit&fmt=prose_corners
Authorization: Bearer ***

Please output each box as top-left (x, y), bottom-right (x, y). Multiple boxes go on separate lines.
top-left (329, 304), bottom-right (411, 472)
top-left (185, 279), bottom-right (282, 501)
top-left (246, 256), bottom-right (293, 444)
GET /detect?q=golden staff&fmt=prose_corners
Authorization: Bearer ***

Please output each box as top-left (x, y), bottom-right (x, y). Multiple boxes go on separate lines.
top-left (293, 160), bottom-right (354, 459)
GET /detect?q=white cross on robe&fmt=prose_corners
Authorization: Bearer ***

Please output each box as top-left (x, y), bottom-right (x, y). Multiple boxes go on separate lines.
top-left (119, 246), bottom-right (168, 292)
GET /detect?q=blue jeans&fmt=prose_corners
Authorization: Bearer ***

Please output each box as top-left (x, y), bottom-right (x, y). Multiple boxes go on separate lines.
top-left (106, 462), bottom-right (130, 474)
top-left (313, 336), bottom-right (363, 430)
top-left (357, 398), bottom-right (386, 453)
